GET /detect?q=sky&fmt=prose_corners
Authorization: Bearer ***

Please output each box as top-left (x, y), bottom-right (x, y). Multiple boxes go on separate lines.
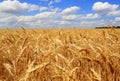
top-left (0, 0), bottom-right (120, 28)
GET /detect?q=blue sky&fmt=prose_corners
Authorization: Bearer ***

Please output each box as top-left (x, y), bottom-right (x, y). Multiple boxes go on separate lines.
top-left (0, 0), bottom-right (120, 28)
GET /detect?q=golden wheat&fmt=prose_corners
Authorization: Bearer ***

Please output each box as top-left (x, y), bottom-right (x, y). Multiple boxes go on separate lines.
top-left (0, 28), bottom-right (120, 81)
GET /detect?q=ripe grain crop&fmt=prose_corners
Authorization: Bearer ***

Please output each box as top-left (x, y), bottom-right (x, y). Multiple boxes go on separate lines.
top-left (0, 28), bottom-right (120, 81)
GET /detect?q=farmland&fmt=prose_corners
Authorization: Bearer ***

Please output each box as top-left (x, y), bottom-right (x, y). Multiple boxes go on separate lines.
top-left (0, 28), bottom-right (120, 81)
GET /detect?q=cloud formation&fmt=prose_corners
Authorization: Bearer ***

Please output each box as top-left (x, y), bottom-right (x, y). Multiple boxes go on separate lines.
top-left (0, 0), bottom-right (39, 14)
top-left (93, 2), bottom-right (119, 13)
top-left (115, 17), bottom-right (120, 21)
top-left (61, 6), bottom-right (80, 15)
top-left (107, 10), bottom-right (120, 16)
top-left (81, 13), bottom-right (100, 19)
top-left (0, 0), bottom-right (120, 28)
top-left (48, 0), bottom-right (61, 6)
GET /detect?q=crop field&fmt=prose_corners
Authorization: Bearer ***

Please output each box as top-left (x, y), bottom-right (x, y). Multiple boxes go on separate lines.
top-left (0, 28), bottom-right (120, 81)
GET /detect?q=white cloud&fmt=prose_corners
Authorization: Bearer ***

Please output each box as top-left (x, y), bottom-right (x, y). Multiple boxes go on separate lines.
top-left (0, 12), bottom-right (13, 19)
top-left (107, 10), bottom-right (120, 16)
top-left (93, 2), bottom-right (119, 13)
top-left (0, 11), bottom-right (59, 28)
top-left (0, 0), bottom-right (39, 14)
top-left (0, 11), bottom-right (102, 28)
top-left (115, 17), bottom-right (120, 21)
top-left (62, 13), bottom-right (100, 21)
top-left (79, 18), bottom-right (120, 27)
top-left (49, 7), bottom-right (61, 12)
top-left (59, 21), bottom-right (71, 25)
top-left (29, 4), bottom-right (39, 11)
top-left (48, 0), bottom-right (54, 6)
top-left (18, 16), bottom-right (36, 22)
top-left (0, 0), bottom-right (119, 28)
top-left (17, 12), bottom-right (58, 27)
top-left (61, 6), bottom-right (80, 15)
top-left (18, 11), bottom-right (57, 21)
top-left (39, 6), bottom-right (48, 11)
top-left (62, 15), bottom-right (78, 20)
top-left (80, 20), bottom-right (108, 27)
top-left (35, 12), bottom-right (56, 19)
top-left (81, 13), bottom-right (100, 19)
top-left (55, 20), bottom-right (78, 27)
top-left (48, 0), bottom-right (61, 6)
top-left (109, 17), bottom-right (120, 26)
top-left (0, 15), bottom-right (18, 27)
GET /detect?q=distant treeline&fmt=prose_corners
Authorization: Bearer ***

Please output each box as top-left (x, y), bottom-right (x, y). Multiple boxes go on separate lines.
top-left (95, 26), bottom-right (120, 29)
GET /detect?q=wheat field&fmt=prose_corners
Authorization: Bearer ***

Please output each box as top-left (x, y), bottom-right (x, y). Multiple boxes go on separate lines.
top-left (0, 28), bottom-right (120, 81)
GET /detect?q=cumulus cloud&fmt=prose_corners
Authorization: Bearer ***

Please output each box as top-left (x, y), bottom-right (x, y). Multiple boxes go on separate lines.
top-left (107, 10), bottom-right (120, 16)
top-left (62, 13), bottom-right (100, 21)
top-left (55, 20), bottom-right (78, 27)
top-left (115, 17), bottom-right (120, 21)
top-left (39, 6), bottom-right (48, 11)
top-left (62, 15), bottom-right (78, 20)
top-left (49, 6), bottom-right (61, 12)
top-left (18, 16), bottom-right (36, 22)
top-left (93, 2), bottom-right (119, 13)
top-left (17, 11), bottom-right (57, 22)
top-left (35, 12), bottom-right (56, 19)
top-left (81, 13), bottom-right (100, 19)
top-left (0, 10), bottom-right (102, 28)
top-left (29, 5), bottom-right (39, 11)
top-left (0, 1), bottom-right (119, 28)
top-left (0, 0), bottom-right (39, 14)
top-left (48, 0), bottom-right (61, 6)
top-left (18, 12), bottom-right (58, 27)
top-left (59, 21), bottom-right (71, 25)
top-left (80, 20), bottom-right (108, 27)
top-left (0, 15), bottom-right (18, 27)
top-left (0, 10), bottom-right (59, 28)
top-left (0, 12), bottom-right (13, 19)
top-left (61, 6), bottom-right (80, 15)
top-left (109, 17), bottom-right (120, 26)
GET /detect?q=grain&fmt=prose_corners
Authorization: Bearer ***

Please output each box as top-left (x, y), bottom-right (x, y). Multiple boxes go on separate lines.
top-left (0, 28), bottom-right (120, 81)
